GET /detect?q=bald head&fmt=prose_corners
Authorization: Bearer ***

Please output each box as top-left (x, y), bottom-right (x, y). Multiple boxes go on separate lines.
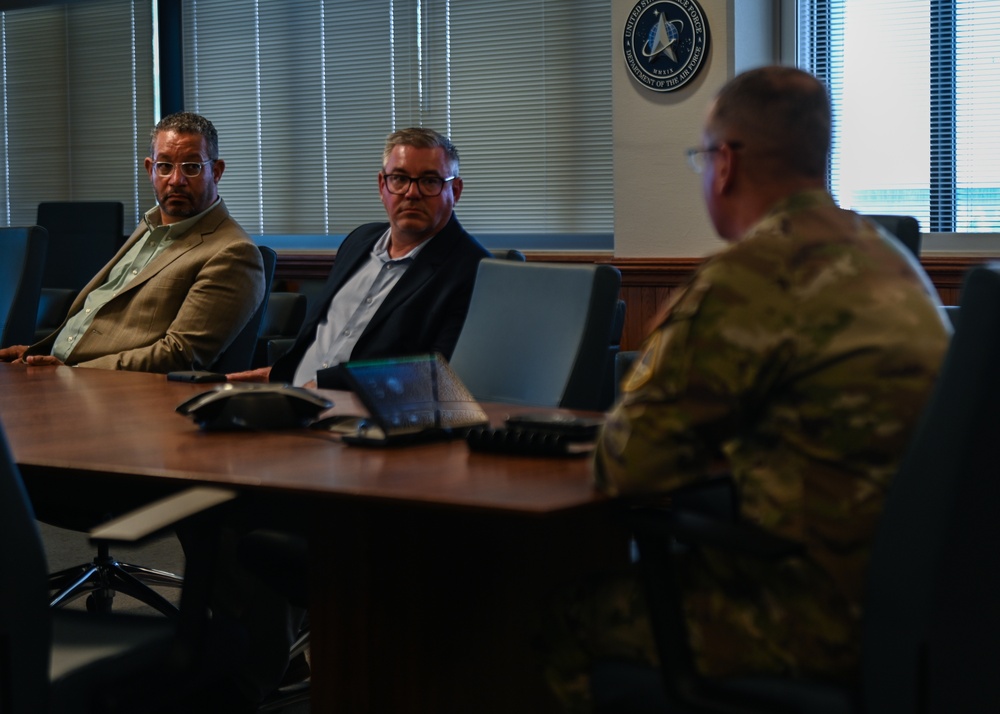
top-left (706, 66), bottom-right (830, 180)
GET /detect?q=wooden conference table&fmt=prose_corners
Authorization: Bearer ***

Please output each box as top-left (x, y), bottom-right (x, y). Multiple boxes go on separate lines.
top-left (0, 363), bottom-right (629, 713)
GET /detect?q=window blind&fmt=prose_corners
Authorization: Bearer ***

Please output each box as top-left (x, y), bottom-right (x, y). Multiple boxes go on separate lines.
top-left (181, 0), bottom-right (613, 240)
top-left (798, 0), bottom-right (1000, 233)
top-left (954, 2), bottom-right (1000, 232)
top-left (0, 0), bottom-right (153, 228)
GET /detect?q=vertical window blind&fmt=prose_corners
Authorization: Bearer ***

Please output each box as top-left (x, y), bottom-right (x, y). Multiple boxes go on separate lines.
top-left (798, 0), bottom-right (1000, 233)
top-left (182, 0), bottom-right (613, 240)
top-left (0, 0), bottom-right (153, 229)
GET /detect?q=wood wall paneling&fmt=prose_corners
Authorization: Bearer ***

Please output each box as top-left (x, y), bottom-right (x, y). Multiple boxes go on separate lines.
top-left (274, 253), bottom-right (986, 353)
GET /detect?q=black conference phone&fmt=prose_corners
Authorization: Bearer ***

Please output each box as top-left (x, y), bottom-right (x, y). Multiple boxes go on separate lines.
top-left (176, 383), bottom-right (332, 431)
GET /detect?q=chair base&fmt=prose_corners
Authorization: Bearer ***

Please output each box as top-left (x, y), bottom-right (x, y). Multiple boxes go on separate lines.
top-left (255, 621), bottom-right (312, 712)
top-left (257, 680), bottom-right (311, 713)
top-left (49, 542), bottom-right (182, 617)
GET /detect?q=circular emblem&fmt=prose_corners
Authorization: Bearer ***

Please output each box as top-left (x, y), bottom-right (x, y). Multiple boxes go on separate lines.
top-left (622, 0), bottom-right (710, 93)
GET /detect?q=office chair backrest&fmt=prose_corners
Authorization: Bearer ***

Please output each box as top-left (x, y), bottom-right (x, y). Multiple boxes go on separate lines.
top-left (862, 263), bottom-right (1000, 712)
top-left (866, 214), bottom-right (921, 258)
top-left (492, 248), bottom-right (526, 262)
top-left (0, 226), bottom-right (48, 348)
top-left (596, 299), bottom-right (628, 411)
top-left (450, 259), bottom-right (622, 411)
top-left (254, 291), bottom-right (307, 368)
top-left (210, 245), bottom-right (276, 373)
top-left (614, 349), bottom-right (639, 403)
top-left (36, 201), bottom-right (124, 290)
top-left (259, 292), bottom-right (307, 340)
top-left (0, 426), bottom-right (52, 713)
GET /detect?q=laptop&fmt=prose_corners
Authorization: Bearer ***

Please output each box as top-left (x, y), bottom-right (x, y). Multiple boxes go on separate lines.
top-left (335, 353), bottom-right (489, 446)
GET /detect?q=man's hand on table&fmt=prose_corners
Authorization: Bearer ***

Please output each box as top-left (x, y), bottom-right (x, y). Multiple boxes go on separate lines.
top-left (226, 366), bottom-right (272, 383)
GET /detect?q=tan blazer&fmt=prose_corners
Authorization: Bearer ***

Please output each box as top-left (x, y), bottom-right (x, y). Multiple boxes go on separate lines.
top-left (29, 200), bottom-right (265, 373)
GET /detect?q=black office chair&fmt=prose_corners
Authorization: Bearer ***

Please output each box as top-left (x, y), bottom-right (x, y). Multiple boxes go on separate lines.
top-left (449, 259), bottom-right (623, 411)
top-left (254, 291), bottom-right (307, 368)
top-left (866, 214), bottom-right (921, 258)
top-left (238, 529), bottom-right (313, 713)
top-left (34, 201), bottom-right (124, 342)
top-left (492, 248), bottom-right (526, 261)
top-left (209, 245), bottom-right (277, 373)
top-left (47, 245), bottom-right (276, 615)
top-left (604, 263), bottom-right (1000, 713)
top-left (1, 417), bottom-right (237, 714)
top-left (1, 225), bottom-right (48, 348)
top-left (613, 349), bottom-right (639, 402)
top-left (598, 299), bottom-right (627, 411)
top-left (943, 304), bottom-right (960, 329)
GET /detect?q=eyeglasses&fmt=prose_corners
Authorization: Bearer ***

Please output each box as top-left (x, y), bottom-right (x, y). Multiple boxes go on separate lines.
top-left (152, 159), bottom-right (217, 178)
top-left (685, 142), bottom-right (744, 173)
top-left (381, 173), bottom-right (456, 197)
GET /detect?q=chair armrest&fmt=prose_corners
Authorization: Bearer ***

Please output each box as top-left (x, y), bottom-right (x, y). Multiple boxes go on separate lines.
top-left (267, 337), bottom-right (296, 365)
top-left (627, 507), bottom-right (804, 561)
top-left (89, 486), bottom-right (238, 546)
top-left (623, 475), bottom-right (803, 561)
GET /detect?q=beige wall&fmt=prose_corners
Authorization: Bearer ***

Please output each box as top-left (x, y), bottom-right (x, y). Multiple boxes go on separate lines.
top-left (612, 0), bottom-right (779, 257)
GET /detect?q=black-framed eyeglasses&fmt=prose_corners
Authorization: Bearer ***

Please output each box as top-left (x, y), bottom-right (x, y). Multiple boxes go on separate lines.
top-left (152, 159), bottom-right (217, 178)
top-left (381, 173), bottom-right (456, 197)
top-left (685, 142), bottom-right (744, 174)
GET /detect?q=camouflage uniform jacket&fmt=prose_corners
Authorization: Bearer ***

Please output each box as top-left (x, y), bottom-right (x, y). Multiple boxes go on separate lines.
top-left (595, 190), bottom-right (950, 682)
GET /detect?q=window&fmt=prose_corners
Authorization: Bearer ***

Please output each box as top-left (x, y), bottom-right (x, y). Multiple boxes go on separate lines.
top-left (182, 0), bottom-right (613, 247)
top-left (0, 0), bottom-right (609, 247)
top-left (0, 0), bottom-right (154, 228)
top-left (797, 0), bottom-right (1000, 233)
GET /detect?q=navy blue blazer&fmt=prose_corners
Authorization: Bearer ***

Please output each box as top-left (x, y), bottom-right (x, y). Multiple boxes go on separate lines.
top-left (270, 213), bottom-right (489, 388)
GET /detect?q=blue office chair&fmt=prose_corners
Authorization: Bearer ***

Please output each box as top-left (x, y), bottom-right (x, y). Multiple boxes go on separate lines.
top-left (0, 226), bottom-right (48, 348)
top-left (604, 263), bottom-right (1000, 713)
top-left (449, 259), bottom-right (623, 411)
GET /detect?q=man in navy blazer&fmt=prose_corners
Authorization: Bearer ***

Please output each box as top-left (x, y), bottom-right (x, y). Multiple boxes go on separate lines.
top-left (217, 127), bottom-right (489, 710)
top-left (270, 211), bottom-right (486, 388)
top-left (229, 126), bottom-right (489, 390)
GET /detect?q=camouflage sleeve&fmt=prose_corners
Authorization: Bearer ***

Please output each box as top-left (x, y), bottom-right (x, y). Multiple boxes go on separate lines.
top-left (595, 262), bottom-right (790, 496)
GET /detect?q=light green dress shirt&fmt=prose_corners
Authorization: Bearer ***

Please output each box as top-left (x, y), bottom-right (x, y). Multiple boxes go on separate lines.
top-left (52, 201), bottom-right (218, 362)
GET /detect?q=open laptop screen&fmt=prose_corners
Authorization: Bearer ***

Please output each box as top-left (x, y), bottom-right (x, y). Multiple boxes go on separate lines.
top-left (338, 353), bottom-right (489, 440)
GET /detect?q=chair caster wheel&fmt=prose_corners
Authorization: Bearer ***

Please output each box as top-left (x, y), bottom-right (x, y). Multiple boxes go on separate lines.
top-left (86, 591), bottom-right (114, 613)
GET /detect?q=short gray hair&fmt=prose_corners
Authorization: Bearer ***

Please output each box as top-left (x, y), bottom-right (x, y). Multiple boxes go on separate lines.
top-left (383, 127), bottom-right (460, 176)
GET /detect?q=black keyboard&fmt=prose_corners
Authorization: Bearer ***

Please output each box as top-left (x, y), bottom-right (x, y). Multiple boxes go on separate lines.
top-left (465, 426), bottom-right (595, 458)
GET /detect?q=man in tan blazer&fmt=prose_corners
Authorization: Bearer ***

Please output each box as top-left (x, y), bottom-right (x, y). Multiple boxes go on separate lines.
top-left (0, 111), bottom-right (264, 373)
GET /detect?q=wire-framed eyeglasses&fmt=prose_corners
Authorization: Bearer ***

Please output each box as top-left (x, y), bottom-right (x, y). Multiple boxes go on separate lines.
top-left (152, 159), bottom-right (217, 178)
top-left (685, 141), bottom-right (744, 173)
top-left (381, 173), bottom-right (456, 196)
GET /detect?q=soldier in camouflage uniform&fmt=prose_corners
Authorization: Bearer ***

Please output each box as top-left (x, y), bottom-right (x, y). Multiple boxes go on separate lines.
top-left (544, 66), bottom-right (951, 711)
